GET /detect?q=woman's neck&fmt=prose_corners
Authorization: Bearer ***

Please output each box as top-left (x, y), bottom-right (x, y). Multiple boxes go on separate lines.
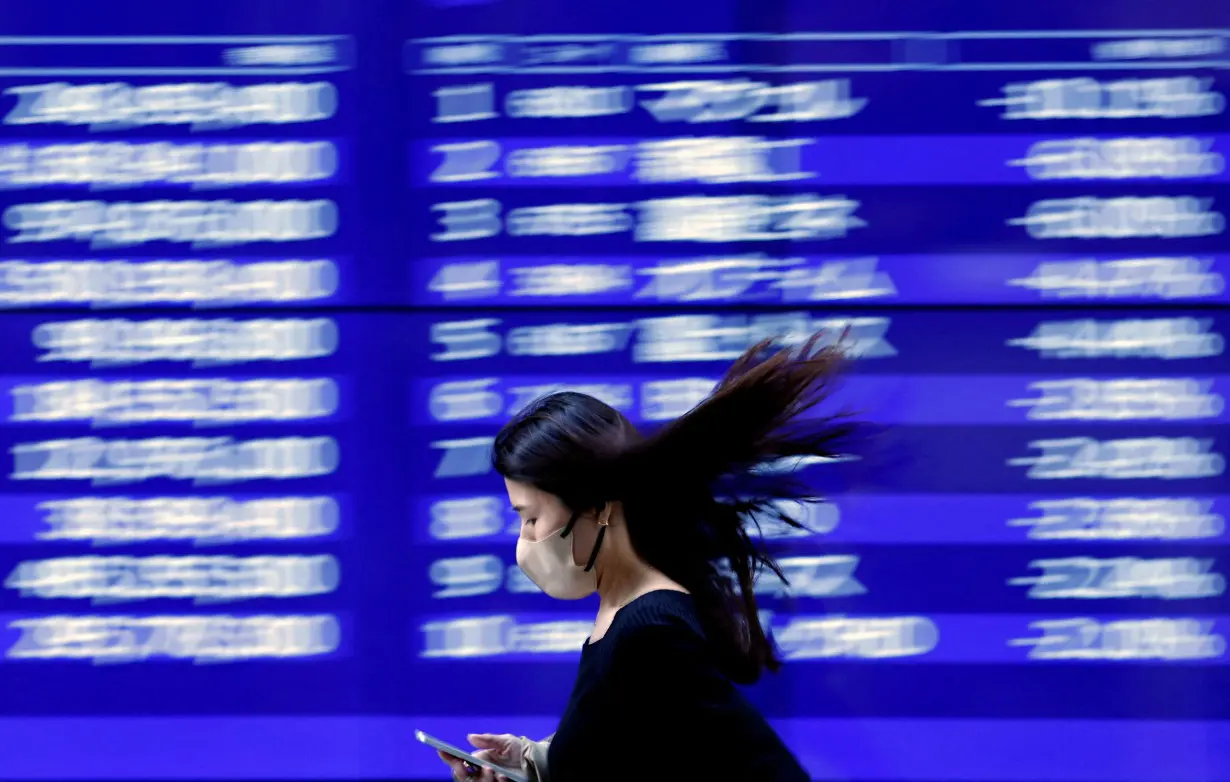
top-left (589, 561), bottom-right (679, 643)
top-left (596, 561), bottom-right (647, 613)
top-left (595, 558), bottom-right (685, 615)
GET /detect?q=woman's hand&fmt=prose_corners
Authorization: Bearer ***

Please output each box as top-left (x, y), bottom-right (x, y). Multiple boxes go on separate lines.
top-left (436, 733), bottom-right (527, 782)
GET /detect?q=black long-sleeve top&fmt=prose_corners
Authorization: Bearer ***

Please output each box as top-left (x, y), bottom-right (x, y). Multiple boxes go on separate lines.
top-left (546, 590), bottom-right (810, 782)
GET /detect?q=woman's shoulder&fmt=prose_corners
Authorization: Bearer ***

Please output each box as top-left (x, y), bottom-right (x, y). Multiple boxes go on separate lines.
top-left (607, 589), bottom-right (705, 647)
top-left (600, 590), bottom-right (727, 687)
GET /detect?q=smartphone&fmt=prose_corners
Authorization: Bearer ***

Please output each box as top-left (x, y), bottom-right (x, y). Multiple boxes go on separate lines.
top-left (415, 730), bottom-right (530, 782)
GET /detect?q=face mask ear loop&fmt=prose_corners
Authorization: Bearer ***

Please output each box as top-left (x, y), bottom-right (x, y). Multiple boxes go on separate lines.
top-left (560, 511), bottom-right (581, 538)
top-left (582, 507), bottom-right (610, 573)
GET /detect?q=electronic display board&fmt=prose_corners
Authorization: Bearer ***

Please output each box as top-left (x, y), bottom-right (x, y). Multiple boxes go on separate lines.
top-left (0, 1), bottom-right (1225, 780)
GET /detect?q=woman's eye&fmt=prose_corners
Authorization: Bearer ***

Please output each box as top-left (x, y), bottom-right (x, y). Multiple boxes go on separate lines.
top-left (524, 518), bottom-right (536, 525)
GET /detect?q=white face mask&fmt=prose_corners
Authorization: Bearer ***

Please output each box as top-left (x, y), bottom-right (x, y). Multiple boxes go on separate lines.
top-left (516, 515), bottom-right (606, 600)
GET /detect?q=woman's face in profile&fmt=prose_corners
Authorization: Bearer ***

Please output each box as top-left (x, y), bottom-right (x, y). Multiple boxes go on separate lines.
top-left (505, 479), bottom-right (572, 542)
top-left (504, 479), bottom-right (603, 568)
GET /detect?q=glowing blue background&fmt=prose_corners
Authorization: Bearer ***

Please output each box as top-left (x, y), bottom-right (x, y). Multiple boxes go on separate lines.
top-left (0, 0), bottom-right (1226, 779)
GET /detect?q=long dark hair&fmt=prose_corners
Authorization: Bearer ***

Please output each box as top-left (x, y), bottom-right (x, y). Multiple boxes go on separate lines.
top-left (492, 333), bottom-right (860, 684)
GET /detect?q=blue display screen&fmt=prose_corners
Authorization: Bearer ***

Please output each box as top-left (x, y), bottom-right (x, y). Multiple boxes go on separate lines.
top-left (0, 0), bottom-right (1226, 780)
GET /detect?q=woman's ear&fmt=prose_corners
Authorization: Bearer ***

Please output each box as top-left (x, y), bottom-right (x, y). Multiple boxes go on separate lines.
top-left (598, 500), bottom-right (621, 527)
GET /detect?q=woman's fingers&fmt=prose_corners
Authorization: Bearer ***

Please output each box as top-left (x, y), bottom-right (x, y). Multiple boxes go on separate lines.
top-left (468, 734), bottom-right (508, 752)
top-left (468, 734), bottom-right (517, 764)
top-left (437, 750), bottom-right (461, 769)
top-left (434, 732), bottom-right (519, 781)
top-left (436, 751), bottom-right (495, 782)
top-left (471, 750), bottom-right (506, 777)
